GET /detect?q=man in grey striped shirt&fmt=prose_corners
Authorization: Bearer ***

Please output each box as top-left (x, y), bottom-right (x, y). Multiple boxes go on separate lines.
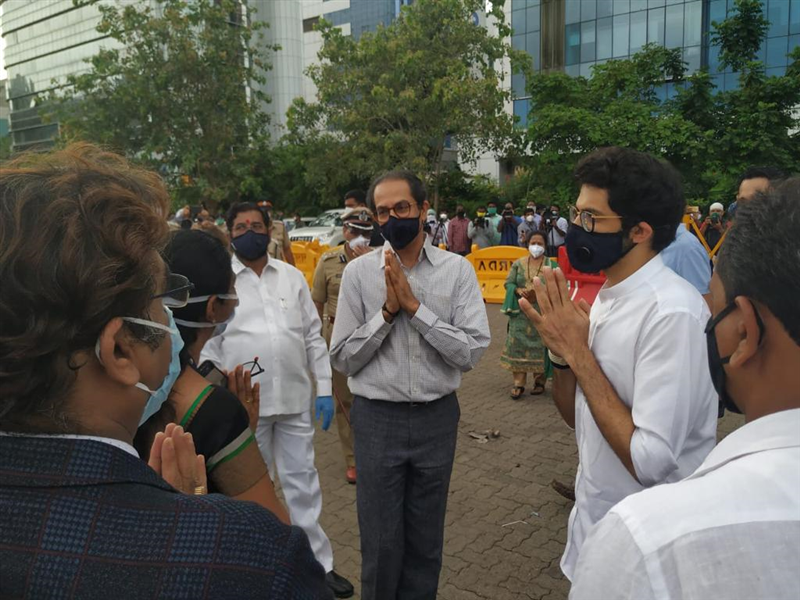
top-left (331, 171), bottom-right (490, 600)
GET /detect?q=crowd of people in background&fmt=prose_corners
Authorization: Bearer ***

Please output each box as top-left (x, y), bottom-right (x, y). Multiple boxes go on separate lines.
top-left (1, 141), bottom-right (797, 600)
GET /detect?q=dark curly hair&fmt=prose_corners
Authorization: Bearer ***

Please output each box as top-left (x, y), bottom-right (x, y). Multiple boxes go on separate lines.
top-left (0, 143), bottom-right (171, 432)
top-left (574, 147), bottom-right (685, 253)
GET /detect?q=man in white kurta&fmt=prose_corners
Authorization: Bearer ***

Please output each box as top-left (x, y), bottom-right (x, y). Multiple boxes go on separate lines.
top-left (201, 202), bottom-right (352, 597)
top-left (570, 179), bottom-right (800, 599)
top-left (520, 148), bottom-right (717, 581)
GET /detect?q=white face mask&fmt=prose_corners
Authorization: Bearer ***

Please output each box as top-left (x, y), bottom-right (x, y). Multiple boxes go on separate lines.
top-left (439, 213), bottom-right (448, 221)
top-left (349, 236), bottom-right (370, 250)
top-left (529, 244), bottom-right (545, 259)
top-left (525, 215), bottom-right (535, 223)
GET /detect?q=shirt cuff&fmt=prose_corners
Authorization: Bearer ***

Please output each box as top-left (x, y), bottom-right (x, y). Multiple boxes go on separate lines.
top-left (410, 303), bottom-right (437, 335)
top-left (368, 308), bottom-right (394, 339)
top-left (317, 380), bottom-right (332, 397)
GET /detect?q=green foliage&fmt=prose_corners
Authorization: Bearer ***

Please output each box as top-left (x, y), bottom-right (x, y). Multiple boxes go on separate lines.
top-left (0, 136), bottom-right (12, 162)
top-left (521, 2), bottom-right (799, 209)
top-left (288, 0), bottom-right (531, 209)
top-left (711, 0), bottom-right (769, 73)
top-left (46, 0), bottom-right (276, 208)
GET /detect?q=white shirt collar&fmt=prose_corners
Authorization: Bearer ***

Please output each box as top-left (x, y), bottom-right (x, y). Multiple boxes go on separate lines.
top-left (688, 408), bottom-right (800, 480)
top-left (598, 254), bottom-right (665, 301)
top-left (379, 240), bottom-right (444, 269)
top-left (0, 431), bottom-right (139, 458)
top-left (231, 253), bottom-right (276, 277)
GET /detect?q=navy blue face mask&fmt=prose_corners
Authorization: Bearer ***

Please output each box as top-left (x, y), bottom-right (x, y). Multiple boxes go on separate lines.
top-left (380, 216), bottom-right (421, 250)
top-left (232, 230), bottom-right (270, 261)
top-left (565, 223), bottom-right (632, 273)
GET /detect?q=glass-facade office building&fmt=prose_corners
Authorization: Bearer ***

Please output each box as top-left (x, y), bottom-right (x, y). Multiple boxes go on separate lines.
top-left (511, 0), bottom-right (800, 126)
top-left (321, 0), bottom-right (415, 39)
top-left (1, 0), bottom-right (145, 150)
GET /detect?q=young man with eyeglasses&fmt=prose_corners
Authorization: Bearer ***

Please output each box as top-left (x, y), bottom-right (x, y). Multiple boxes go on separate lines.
top-left (520, 147), bottom-right (717, 582)
top-left (330, 171), bottom-right (490, 600)
top-left (570, 178), bottom-right (800, 600)
top-left (312, 207), bottom-right (376, 484)
top-left (201, 202), bottom-right (354, 598)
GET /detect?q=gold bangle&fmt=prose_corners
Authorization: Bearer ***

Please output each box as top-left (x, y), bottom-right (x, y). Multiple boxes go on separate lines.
top-left (194, 485), bottom-right (207, 495)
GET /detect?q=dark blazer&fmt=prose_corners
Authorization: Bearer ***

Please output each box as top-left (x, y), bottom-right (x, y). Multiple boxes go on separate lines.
top-left (0, 435), bottom-right (332, 599)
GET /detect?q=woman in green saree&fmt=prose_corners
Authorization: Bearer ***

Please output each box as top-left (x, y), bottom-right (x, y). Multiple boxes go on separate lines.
top-left (500, 231), bottom-right (557, 399)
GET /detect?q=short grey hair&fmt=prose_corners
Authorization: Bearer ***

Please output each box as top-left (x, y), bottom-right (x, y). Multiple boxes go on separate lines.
top-left (716, 177), bottom-right (800, 345)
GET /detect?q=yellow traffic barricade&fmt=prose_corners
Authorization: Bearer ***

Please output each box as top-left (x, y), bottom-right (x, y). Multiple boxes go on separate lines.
top-left (291, 241), bottom-right (323, 287)
top-left (465, 244), bottom-right (528, 304)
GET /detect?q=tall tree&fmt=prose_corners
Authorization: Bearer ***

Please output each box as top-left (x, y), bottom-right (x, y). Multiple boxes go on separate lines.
top-left (288, 0), bottom-right (530, 209)
top-left (47, 0), bottom-right (276, 207)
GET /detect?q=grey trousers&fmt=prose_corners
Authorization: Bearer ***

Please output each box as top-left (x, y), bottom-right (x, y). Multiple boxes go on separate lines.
top-left (351, 393), bottom-right (460, 600)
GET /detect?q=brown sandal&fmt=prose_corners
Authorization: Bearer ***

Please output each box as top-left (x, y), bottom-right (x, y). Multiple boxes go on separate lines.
top-left (531, 384), bottom-right (545, 396)
top-left (510, 386), bottom-right (525, 400)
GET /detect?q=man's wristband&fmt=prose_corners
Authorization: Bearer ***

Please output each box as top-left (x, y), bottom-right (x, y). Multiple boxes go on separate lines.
top-left (548, 350), bottom-right (570, 370)
top-left (382, 303), bottom-right (400, 318)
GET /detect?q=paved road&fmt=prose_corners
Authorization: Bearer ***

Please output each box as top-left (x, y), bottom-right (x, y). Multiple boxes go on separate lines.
top-left (307, 303), bottom-right (744, 600)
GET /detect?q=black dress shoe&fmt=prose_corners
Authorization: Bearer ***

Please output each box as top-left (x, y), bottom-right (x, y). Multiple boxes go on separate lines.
top-left (326, 570), bottom-right (354, 598)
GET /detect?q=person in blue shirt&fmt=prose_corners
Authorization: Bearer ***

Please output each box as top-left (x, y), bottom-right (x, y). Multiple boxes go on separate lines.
top-left (661, 221), bottom-right (712, 302)
top-left (497, 202), bottom-right (523, 246)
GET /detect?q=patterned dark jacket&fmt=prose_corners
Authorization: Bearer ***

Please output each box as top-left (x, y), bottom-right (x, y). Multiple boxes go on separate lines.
top-left (0, 435), bottom-right (333, 599)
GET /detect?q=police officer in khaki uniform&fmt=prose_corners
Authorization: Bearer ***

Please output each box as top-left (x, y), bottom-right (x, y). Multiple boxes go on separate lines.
top-left (311, 207), bottom-right (374, 484)
top-left (258, 200), bottom-right (296, 266)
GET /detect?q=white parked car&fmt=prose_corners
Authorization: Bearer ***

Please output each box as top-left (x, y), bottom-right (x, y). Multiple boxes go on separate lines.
top-left (288, 209), bottom-right (346, 247)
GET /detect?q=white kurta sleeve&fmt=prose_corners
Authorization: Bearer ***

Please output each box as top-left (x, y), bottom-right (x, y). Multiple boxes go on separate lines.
top-left (297, 271), bottom-right (332, 397)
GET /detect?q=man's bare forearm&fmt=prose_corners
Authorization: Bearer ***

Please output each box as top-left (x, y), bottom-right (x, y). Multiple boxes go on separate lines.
top-left (552, 367), bottom-right (577, 428)
top-left (569, 345), bottom-right (638, 479)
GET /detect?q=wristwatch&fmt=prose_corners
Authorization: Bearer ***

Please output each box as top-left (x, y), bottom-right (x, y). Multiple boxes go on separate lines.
top-left (382, 303), bottom-right (400, 320)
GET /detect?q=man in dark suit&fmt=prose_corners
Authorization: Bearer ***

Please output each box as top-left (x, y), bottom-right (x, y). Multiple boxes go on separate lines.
top-left (0, 144), bottom-right (332, 599)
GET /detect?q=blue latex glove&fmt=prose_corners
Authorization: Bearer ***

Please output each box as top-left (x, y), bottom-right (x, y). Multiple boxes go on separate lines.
top-left (315, 395), bottom-right (334, 431)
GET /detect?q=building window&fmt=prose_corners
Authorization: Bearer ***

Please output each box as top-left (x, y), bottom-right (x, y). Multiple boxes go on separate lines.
top-left (566, 0), bottom-right (581, 25)
top-left (791, 0), bottom-right (800, 34)
top-left (303, 17), bottom-right (319, 33)
top-left (648, 7), bottom-right (665, 46)
top-left (514, 98), bottom-right (530, 128)
top-left (709, 0), bottom-right (727, 27)
top-left (665, 3), bottom-right (683, 49)
top-left (527, 31), bottom-right (541, 68)
top-left (598, 0), bottom-right (613, 18)
top-left (766, 35), bottom-right (789, 67)
top-left (582, 0), bottom-right (597, 22)
top-left (768, 0), bottom-right (790, 37)
top-left (597, 17), bottom-right (613, 59)
top-left (613, 13), bottom-right (630, 57)
top-left (528, 4), bottom-right (541, 31)
top-left (630, 10), bottom-right (647, 53)
top-left (684, 45), bottom-right (701, 73)
top-left (581, 20), bottom-right (597, 62)
top-left (684, 1), bottom-right (702, 46)
top-left (566, 23), bottom-right (581, 65)
top-left (512, 7), bottom-right (526, 33)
